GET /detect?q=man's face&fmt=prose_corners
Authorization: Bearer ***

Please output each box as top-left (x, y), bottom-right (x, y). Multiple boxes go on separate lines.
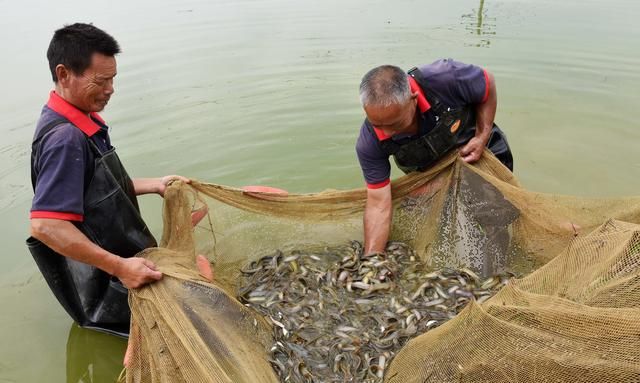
top-left (364, 94), bottom-right (417, 137)
top-left (59, 53), bottom-right (117, 113)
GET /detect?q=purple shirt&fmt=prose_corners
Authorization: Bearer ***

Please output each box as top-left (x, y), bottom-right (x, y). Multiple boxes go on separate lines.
top-left (31, 104), bottom-right (112, 221)
top-left (356, 58), bottom-right (489, 188)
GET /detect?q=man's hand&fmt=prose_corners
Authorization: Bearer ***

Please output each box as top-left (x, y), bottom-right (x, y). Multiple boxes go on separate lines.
top-left (114, 257), bottom-right (162, 289)
top-left (459, 136), bottom-right (488, 164)
top-left (158, 175), bottom-right (190, 197)
top-left (132, 176), bottom-right (191, 197)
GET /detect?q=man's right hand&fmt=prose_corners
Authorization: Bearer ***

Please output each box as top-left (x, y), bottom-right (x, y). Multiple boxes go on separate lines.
top-left (115, 257), bottom-right (163, 289)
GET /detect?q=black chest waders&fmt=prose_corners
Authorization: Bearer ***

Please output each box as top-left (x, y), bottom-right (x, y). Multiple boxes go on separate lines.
top-left (371, 67), bottom-right (514, 174)
top-left (26, 118), bottom-right (157, 337)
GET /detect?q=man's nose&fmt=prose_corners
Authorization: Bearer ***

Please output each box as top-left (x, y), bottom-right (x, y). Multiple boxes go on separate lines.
top-left (104, 79), bottom-right (114, 95)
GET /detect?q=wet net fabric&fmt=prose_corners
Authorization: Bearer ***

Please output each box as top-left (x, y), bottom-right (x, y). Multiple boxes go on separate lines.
top-left (385, 219), bottom-right (640, 383)
top-left (122, 151), bottom-right (640, 383)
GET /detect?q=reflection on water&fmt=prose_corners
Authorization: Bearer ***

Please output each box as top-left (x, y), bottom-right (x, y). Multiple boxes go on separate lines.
top-left (461, 0), bottom-right (496, 47)
top-left (66, 324), bottom-right (126, 383)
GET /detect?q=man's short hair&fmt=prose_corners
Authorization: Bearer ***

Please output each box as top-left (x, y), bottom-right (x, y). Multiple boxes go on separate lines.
top-left (359, 65), bottom-right (411, 107)
top-left (47, 23), bottom-right (121, 83)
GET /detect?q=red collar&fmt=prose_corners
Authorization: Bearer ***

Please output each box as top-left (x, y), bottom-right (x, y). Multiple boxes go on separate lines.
top-left (46, 91), bottom-right (106, 137)
top-left (372, 76), bottom-right (432, 141)
top-left (372, 126), bottom-right (392, 141)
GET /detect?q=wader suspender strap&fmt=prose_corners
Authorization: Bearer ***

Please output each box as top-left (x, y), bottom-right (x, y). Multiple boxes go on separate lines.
top-left (86, 134), bottom-right (106, 157)
top-left (407, 67), bottom-right (449, 118)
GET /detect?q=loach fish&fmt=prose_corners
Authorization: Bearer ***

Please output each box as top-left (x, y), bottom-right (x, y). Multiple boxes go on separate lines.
top-left (237, 240), bottom-right (512, 383)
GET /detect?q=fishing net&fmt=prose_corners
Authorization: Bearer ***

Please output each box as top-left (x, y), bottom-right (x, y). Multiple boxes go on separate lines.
top-left (121, 150), bottom-right (640, 383)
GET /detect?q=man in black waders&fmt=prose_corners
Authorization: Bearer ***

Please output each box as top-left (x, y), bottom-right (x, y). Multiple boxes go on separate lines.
top-left (27, 23), bottom-right (189, 337)
top-left (356, 60), bottom-right (514, 256)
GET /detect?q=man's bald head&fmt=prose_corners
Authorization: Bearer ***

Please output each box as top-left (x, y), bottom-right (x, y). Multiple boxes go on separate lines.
top-left (359, 65), bottom-right (411, 107)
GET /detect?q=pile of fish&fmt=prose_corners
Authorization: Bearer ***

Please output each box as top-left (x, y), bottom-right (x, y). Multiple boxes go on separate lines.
top-left (237, 241), bottom-right (512, 383)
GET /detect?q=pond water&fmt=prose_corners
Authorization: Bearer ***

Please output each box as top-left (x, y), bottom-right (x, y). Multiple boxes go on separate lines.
top-left (1, 0), bottom-right (639, 381)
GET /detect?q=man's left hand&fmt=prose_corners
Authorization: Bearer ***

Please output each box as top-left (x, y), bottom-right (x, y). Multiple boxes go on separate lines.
top-left (459, 137), bottom-right (487, 164)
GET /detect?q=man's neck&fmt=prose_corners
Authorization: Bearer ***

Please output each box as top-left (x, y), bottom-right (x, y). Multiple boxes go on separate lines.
top-left (53, 86), bottom-right (90, 116)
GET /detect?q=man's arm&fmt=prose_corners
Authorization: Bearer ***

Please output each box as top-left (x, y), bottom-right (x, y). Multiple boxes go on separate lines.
top-left (364, 184), bottom-right (393, 254)
top-left (460, 70), bottom-right (497, 163)
top-left (132, 175), bottom-right (190, 197)
top-left (30, 218), bottom-right (162, 288)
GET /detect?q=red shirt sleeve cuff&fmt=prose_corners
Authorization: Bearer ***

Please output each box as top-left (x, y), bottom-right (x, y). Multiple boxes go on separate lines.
top-left (30, 211), bottom-right (84, 222)
top-left (366, 179), bottom-right (391, 189)
top-left (481, 69), bottom-right (490, 104)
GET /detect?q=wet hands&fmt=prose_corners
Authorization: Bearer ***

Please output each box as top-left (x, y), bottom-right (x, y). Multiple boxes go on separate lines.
top-left (115, 257), bottom-right (162, 289)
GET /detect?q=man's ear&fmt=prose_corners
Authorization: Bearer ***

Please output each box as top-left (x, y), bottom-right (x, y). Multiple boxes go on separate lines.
top-left (55, 64), bottom-right (70, 85)
top-left (410, 91), bottom-right (419, 105)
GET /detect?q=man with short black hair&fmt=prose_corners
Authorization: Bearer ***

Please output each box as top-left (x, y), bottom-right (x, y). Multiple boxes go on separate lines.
top-left (356, 59), bottom-right (513, 255)
top-left (27, 23), bottom-right (188, 336)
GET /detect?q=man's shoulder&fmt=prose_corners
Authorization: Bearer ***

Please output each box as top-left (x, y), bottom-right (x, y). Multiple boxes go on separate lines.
top-left (417, 58), bottom-right (474, 75)
top-left (35, 114), bottom-right (89, 156)
top-left (415, 59), bottom-right (486, 105)
top-left (40, 124), bottom-right (88, 149)
top-left (35, 106), bottom-right (87, 146)
top-left (416, 58), bottom-right (484, 84)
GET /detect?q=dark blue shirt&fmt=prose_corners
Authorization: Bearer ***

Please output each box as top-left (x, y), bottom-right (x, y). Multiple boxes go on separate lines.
top-left (31, 104), bottom-right (112, 221)
top-left (356, 58), bottom-right (489, 188)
